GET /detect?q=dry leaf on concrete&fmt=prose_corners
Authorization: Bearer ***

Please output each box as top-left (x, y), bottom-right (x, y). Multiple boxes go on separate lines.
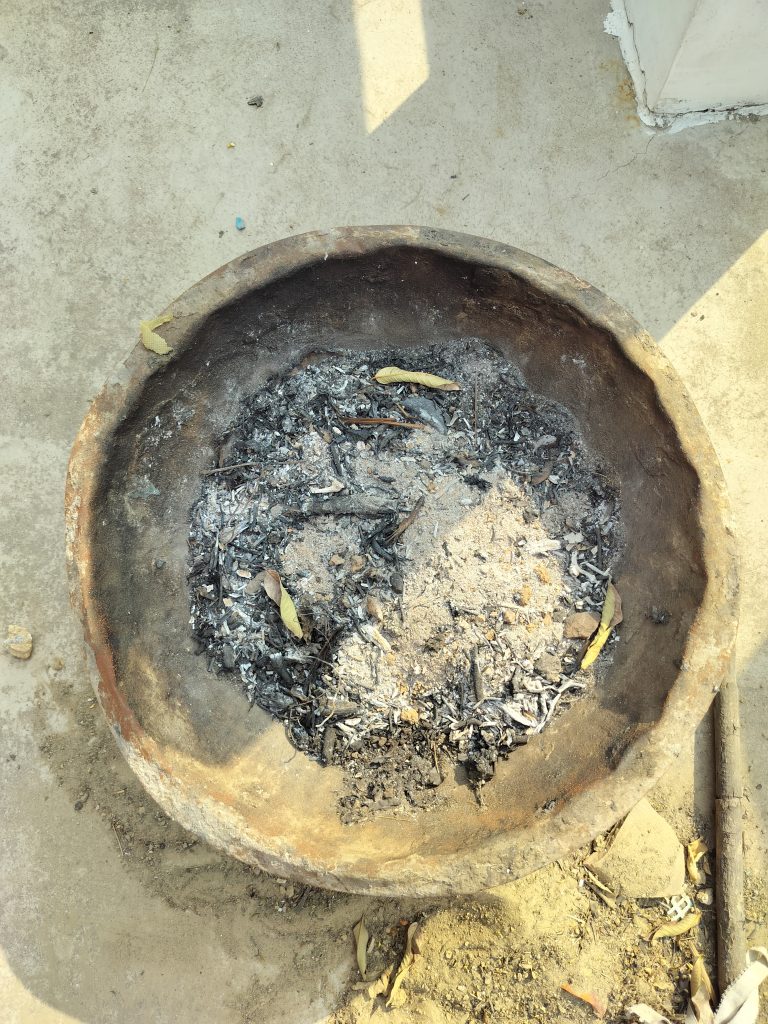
top-left (140, 313), bottom-right (173, 354)
top-left (373, 366), bottom-right (460, 391)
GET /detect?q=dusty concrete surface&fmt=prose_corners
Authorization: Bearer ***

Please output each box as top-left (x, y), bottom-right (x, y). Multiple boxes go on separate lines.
top-left (1, 0), bottom-right (766, 1021)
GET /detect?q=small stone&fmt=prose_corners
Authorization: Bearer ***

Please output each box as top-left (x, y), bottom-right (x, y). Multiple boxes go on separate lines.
top-left (348, 554), bottom-right (365, 573)
top-left (697, 888), bottom-right (714, 906)
top-left (403, 395), bottom-right (447, 434)
top-left (519, 584), bottom-right (532, 606)
top-left (564, 610), bottom-right (600, 639)
top-left (390, 571), bottom-right (404, 594)
top-left (400, 707), bottom-right (419, 724)
top-left (366, 596), bottom-right (384, 622)
top-left (247, 94), bottom-right (264, 107)
top-left (585, 798), bottom-right (685, 898)
top-left (4, 625), bottom-right (32, 660)
top-left (50, 656), bottom-right (65, 671)
top-left (222, 644), bottom-right (236, 670)
top-left (502, 609), bottom-right (516, 625)
top-left (154, 558), bottom-right (166, 569)
top-left (329, 554), bottom-right (345, 566)
top-left (535, 652), bottom-right (561, 682)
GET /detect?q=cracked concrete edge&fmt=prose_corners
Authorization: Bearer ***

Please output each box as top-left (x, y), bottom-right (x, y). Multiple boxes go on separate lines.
top-left (604, 2), bottom-right (768, 133)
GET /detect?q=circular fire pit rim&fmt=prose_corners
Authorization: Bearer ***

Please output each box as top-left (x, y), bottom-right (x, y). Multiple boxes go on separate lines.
top-left (65, 226), bottom-right (738, 895)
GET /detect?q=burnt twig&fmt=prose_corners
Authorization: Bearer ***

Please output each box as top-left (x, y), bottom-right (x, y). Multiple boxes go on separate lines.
top-left (385, 496), bottom-right (425, 544)
top-left (201, 461), bottom-right (261, 476)
top-left (340, 417), bottom-right (426, 430)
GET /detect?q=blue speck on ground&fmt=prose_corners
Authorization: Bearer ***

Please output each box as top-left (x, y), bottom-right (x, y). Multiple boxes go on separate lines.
top-left (235, 216), bottom-right (245, 230)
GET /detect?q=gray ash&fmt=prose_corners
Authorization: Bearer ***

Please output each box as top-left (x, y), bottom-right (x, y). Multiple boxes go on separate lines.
top-left (187, 340), bottom-right (623, 822)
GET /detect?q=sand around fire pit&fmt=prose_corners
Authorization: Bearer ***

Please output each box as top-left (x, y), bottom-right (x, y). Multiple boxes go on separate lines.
top-left (187, 340), bottom-right (623, 822)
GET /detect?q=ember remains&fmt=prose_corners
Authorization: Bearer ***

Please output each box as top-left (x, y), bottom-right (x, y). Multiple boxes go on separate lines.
top-left (187, 341), bottom-right (623, 822)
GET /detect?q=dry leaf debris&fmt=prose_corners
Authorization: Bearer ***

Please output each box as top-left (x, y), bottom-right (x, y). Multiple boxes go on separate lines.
top-left (139, 313), bottom-right (173, 354)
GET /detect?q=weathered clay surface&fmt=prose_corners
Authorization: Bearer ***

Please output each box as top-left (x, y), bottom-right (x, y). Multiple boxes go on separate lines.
top-left (65, 227), bottom-right (738, 895)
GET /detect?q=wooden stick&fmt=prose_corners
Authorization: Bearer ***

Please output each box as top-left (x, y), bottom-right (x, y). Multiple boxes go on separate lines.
top-left (201, 461), bottom-right (261, 475)
top-left (340, 417), bottom-right (425, 430)
top-left (714, 656), bottom-right (746, 991)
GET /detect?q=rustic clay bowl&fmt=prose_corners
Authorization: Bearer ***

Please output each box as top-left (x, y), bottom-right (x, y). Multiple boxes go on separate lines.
top-left (66, 227), bottom-right (737, 895)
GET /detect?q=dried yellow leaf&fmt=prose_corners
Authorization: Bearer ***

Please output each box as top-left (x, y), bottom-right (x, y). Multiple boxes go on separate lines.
top-left (262, 569), bottom-right (303, 639)
top-left (690, 954), bottom-right (714, 1003)
top-left (650, 910), bottom-right (701, 942)
top-left (366, 964), bottom-right (393, 998)
top-left (386, 922), bottom-right (420, 1008)
top-left (139, 313), bottom-right (173, 354)
top-left (561, 982), bottom-right (607, 1018)
top-left (686, 838), bottom-right (709, 885)
top-left (352, 917), bottom-right (369, 980)
top-left (580, 583), bottom-right (620, 670)
top-left (373, 366), bottom-right (460, 391)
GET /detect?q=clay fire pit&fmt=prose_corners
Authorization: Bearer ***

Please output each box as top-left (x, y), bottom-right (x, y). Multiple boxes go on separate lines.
top-left (65, 227), bottom-right (737, 896)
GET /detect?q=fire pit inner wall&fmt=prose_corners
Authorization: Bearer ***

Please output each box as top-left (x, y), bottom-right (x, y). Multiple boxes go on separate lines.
top-left (67, 228), bottom-right (737, 895)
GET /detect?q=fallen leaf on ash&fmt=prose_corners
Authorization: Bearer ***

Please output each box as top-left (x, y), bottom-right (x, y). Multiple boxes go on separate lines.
top-left (309, 479), bottom-right (345, 494)
top-left (352, 917), bottom-right (369, 980)
top-left (262, 570), bottom-right (303, 639)
top-left (650, 910), bottom-right (700, 942)
top-left (366, 595), bottom-right (384, 622)
top-left (140, 313), bottom-right (173, 354)
top-left (580, 583), bottom-right (621, 670)
top-left (531, 459), bottom-right (555, 485)
top-left (360, 623), bottom-right (391, 653)
top-left (386, 921), bottom-right (421, 1008)
top-left (244, 571), bottom-right (266, 595)
top-left (561, 982), bottom-right (607, 1018)
top-left (373, 366), bottom-right (460, 391)
top-left (686, 839), bottom-right (709, 885)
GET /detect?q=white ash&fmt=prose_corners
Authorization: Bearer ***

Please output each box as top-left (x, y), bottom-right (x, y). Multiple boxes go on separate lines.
top-left (186, 340), bottom-right (623, 820)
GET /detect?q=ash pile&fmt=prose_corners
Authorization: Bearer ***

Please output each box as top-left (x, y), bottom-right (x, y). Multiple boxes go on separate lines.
top-left (187, 341), bottom-right (623, 823)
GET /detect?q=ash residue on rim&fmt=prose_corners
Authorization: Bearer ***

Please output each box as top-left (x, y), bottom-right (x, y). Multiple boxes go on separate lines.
top-left (187, 340), bottom-right (623, 822)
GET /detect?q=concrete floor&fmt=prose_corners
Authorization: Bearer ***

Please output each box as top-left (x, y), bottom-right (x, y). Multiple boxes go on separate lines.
top-left (1, 1), bottom-right (767, 1021)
